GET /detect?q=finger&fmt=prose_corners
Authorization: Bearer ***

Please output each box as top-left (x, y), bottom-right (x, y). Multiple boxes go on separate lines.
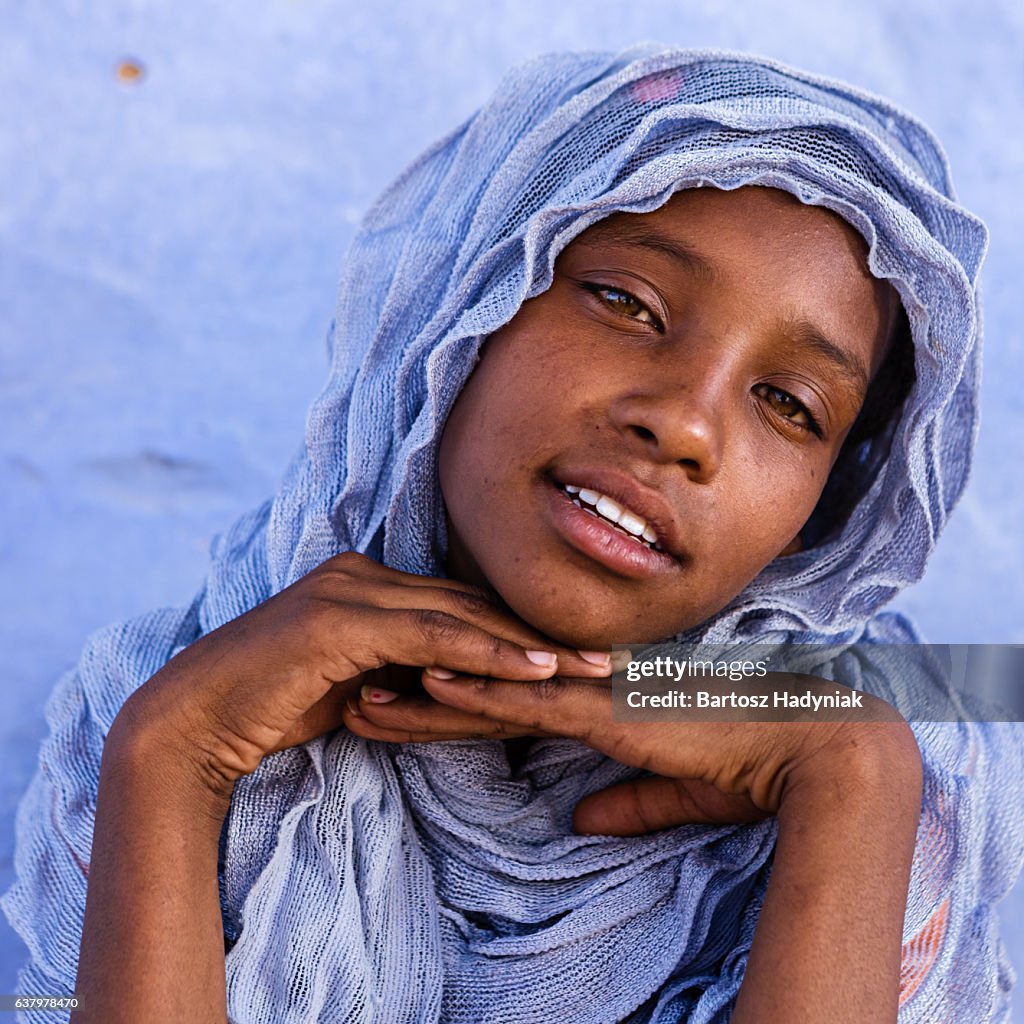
top-left (358, 691), bottom-right (536, 738)
top-left (421, 672), bottom-right (758, 781)
top-left (572, 777), bottom-right (770, 837)
top-left (379, 585), bottom-right (612, 679)
top-left (344, 607), bottom-right (588, 684)
top-left (342, 698), bottom-right (535, 743)
top-left (324, 552), bottom-right (494, 595)
top-left (320, 557), bottom-right (612, 678)
top-left (421, 671), bottom-right (612, 742)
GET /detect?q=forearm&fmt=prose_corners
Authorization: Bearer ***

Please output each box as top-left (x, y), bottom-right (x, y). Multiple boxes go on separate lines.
top-left (72, 720), bottom-right (233, 1024)
top-left (732, 724), bottom-right (923, 1024)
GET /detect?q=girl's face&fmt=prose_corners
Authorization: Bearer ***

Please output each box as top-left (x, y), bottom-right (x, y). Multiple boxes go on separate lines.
top-left (439, 186), bottom-right (898, 648)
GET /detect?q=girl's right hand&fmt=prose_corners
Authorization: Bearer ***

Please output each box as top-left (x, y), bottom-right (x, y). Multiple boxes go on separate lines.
top-left (111, 552), bottom-right (612, 800)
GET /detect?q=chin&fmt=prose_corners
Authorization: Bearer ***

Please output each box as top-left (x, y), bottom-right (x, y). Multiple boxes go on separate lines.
top-left (495, 585), bottom-right (702, 650)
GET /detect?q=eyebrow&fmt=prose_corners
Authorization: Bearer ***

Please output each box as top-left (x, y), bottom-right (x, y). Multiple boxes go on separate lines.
top-left (574, 221), bottom-right (718, 283)
top-left (784, 318), bottom-right (870, 398)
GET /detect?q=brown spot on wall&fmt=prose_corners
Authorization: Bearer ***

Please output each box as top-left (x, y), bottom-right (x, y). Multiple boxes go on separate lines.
top-left (116, 59), bottom-right (146, 84)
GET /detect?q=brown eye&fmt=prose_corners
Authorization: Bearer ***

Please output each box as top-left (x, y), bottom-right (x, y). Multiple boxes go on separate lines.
top-left (753, 384), bottom-right (821, 436)
top-left (583, 284), bottom-right (664, 331)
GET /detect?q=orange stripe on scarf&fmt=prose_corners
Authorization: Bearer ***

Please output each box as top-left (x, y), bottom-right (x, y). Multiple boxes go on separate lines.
top-left (899, 897), bottom-right (950, 1006)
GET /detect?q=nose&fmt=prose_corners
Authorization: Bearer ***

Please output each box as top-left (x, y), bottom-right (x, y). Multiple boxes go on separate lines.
top-left (608, 377), bottom-right (724, 483)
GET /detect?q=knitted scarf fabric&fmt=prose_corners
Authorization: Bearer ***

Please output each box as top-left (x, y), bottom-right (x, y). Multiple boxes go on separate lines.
top-left (5, 47), bottom-right (1023, 1023)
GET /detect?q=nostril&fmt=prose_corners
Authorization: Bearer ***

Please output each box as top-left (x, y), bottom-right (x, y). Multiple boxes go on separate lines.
top-left (633, 425), bottom-right (656, 442)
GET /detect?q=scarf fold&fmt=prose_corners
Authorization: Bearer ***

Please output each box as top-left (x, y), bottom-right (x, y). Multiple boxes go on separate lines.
top-left (5, 47), bottom-right (1023, 1023)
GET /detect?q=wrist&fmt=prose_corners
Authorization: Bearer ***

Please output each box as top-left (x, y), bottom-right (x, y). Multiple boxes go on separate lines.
top-left (784, 717), bottom-right (923, 824)
top-left (105, 704), bottom-right (236, 821)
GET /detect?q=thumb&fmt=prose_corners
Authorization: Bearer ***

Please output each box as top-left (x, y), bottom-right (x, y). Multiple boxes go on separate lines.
top-left (572, 776), bottom-right (771, 837)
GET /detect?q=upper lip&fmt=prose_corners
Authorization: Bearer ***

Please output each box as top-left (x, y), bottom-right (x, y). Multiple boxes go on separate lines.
top-left (550, 466), bottom-right (686, 561)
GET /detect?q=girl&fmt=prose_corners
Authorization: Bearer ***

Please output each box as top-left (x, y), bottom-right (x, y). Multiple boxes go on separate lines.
top-left (5, 46), bottom-right (1022, 1023)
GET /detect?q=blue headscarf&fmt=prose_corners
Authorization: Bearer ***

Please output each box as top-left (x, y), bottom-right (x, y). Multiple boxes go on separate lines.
top-left (5, 47), bottom-right (1022, 1023)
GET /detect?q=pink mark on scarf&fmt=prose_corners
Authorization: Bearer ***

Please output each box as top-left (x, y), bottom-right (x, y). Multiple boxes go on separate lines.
top-left (630, 72), bottom-right (687, 104)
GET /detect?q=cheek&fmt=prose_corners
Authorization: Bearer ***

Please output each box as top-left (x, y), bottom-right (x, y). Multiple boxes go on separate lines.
top-left (439, 328), bottom-right (571, 479)
top-left (721, 455), bottom-right (826, 559)
top-left (437, 353), bottom-right (530, 537)
top-left (437, 391), bottom-right (485, 522)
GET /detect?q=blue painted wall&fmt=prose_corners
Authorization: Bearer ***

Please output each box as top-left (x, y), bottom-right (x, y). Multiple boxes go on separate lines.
top-left (2, 0), bottom-right (1021, 1010)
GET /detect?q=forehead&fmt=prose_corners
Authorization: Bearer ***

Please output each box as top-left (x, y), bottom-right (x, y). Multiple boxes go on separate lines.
top-left (574, 186), bottom-right (872, 280)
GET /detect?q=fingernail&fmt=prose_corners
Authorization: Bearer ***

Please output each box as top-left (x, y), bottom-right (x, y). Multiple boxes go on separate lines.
top-left (577, 650), bottom-right (611, 667)
top-left (424, 666), bottom-right (457, 679)
top-left (345, 698), bottom-right (364, 718)
top-left (526, 650), bottom-right (557, 667)
top-left (610, 649), bottom-right (633, 673)
top-left (360, 684), bottom-right (399, 704)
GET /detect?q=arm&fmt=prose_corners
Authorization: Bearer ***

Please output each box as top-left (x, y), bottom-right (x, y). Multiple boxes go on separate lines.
top-left (71, 720), bottom-right (234, 1024)
top-left (732, 723), bottom-right (922, 1024)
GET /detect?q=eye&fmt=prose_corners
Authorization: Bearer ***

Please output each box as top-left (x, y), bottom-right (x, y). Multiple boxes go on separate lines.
top-left (582, 283), bottom-right (665, 332)
top-left (752, 383), bottom-right (822, 437)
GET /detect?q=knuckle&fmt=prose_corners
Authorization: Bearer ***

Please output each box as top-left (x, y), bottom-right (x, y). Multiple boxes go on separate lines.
top-left (285, 593), bottom-right (378, 677)
top-left (313, 551), bottom-right (372, 589)
top-left (297, 573), bottom-right (347, 611)
top-left (326, 550), bottom-right (370, 572)
top-left (448, 590), bottom-right (494, 621)
top-left (529, 676), bottom-right (563, 702)
top-left (294, 587), bottom-right (338, 630)
top-left (629, 780), bottom-right (658, 833)
top-left (467, 674), bottom-right (492, 693)
top-left (413, 608), bottom-right (466, 647)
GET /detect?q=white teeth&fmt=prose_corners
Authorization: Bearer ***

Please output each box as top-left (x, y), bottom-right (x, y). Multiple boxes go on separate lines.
top-left (595, 496), bottom-right (623, 524)
top-left (562, 482), bottom-right (663, 551)
top-left (618, 510), bottom-right (646, 537)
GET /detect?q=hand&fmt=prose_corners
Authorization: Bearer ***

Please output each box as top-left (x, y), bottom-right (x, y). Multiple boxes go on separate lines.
top-left (340, 654), bottom-right (624, 745)
top-left (111, 552), bottom-right (612, 799)
top-left (343, 671), bottom-right (918, 835)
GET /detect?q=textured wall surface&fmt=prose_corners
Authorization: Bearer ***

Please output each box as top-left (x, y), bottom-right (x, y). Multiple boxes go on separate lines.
top-left (2, 0), bottom-right (1021, 1010)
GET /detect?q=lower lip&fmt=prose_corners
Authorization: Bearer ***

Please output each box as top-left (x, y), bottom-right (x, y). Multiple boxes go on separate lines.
top-left (545, 479), bottom-right (681, 579)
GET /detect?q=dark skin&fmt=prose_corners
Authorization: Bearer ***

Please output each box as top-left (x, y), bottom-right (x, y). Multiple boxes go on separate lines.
top-left (73, 187), bottom-right (922, 1023)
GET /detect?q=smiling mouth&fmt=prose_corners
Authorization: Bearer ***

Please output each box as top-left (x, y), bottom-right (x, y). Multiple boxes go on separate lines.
top-left (555, 482), bottom-right (664, 552)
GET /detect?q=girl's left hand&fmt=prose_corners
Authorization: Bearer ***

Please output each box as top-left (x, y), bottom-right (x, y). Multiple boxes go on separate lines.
top-left (340, 670), bottom-right (916, 836)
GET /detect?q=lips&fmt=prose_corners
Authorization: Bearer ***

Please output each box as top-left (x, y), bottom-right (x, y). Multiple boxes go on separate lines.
top-left (549, 467), bottom-right (685, 560)
top-left (543, 469), bottom-right (684, 579)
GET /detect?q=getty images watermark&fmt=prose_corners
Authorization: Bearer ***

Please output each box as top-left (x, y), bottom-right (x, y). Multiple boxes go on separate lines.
top-left (610, 644), bottom-right (1024, 723)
